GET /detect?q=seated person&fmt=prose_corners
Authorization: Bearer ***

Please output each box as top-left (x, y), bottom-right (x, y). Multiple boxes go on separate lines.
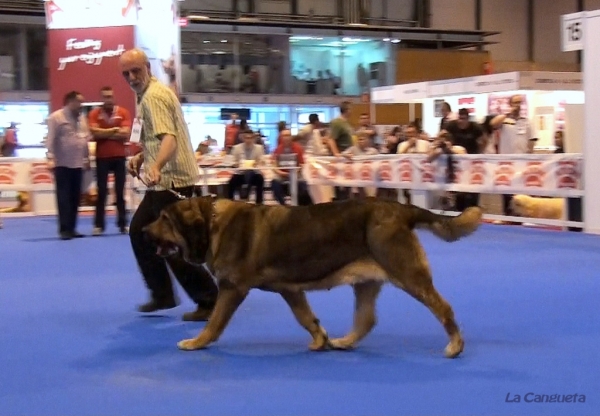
top-left (228, 129), bottom-right (265, 204)
top-left (343, 131), bottom-right (378, 198)
top-left (397, 123), bottom-right (431, 204)
top-left (271, 129), bottom-right (309, 206)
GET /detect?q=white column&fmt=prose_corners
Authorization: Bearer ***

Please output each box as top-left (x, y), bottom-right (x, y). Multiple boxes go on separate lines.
top-left (583, 11), bottom-right (600, 234)
top-left (18, 27), bottom-right (28, 90)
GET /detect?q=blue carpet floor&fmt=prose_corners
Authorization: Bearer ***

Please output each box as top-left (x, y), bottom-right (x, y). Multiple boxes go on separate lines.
top-left (0, 215), bottom-right (599, 416)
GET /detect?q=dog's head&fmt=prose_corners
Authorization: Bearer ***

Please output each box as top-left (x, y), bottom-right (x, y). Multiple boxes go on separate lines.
top-left (143, 196), bottom-right (214, 266)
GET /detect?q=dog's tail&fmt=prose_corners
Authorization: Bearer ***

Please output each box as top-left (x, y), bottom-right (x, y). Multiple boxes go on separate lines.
top-left (408, 205), bottom-right (483, 242)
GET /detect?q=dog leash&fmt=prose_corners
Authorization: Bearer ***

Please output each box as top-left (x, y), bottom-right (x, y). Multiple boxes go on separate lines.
top-left (135, 174), bottom-right (188, 200)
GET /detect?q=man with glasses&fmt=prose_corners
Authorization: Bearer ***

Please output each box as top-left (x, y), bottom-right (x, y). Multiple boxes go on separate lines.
top-left (119, 48), bottom-right (218, 321)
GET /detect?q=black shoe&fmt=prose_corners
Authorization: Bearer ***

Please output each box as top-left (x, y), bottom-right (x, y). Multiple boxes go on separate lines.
top-left (72, 231), bottom-right (85, 238)
top-left (137, 298), bottom-right (178, 313)
top-left (182, 306), bottom-right (213, 322)
top-left (59, 232), bottom-right (72, 240)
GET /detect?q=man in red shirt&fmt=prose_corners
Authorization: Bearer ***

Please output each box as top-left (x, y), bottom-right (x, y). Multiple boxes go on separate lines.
top-left (88, 86), bottom-right (132, 235)
top-left (271, 129), bottom-right (309, 205)
top-left (224, 113), bottom-right (239, 154)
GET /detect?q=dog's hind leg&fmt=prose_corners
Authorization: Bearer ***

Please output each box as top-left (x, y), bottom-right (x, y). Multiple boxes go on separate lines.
top-left (280, 291), bottom-right (330, 351)
top-left (329, 281), bottom-right (383, 350)
top-left (178, 281), bottom-right (248, 351)
top-left (371, 230), bottom-right (464, 358)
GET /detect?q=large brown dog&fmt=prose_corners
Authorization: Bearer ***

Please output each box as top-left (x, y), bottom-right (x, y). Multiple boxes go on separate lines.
top-left (143, 197), bottom-right (483, 358)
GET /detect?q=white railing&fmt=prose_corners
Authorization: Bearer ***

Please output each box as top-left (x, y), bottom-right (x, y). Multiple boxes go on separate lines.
top-left (302, 153), bottom-right (584, 229)
top-left (0, 153), bottom-right (585, 230)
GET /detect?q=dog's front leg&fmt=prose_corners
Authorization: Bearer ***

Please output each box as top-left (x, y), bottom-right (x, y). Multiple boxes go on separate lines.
top-left (178, 280), bottom-right (248, 351)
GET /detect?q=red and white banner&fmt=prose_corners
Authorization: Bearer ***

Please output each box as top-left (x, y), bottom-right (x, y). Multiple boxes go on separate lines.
top-left (302, 154), bottom-right (584, 197)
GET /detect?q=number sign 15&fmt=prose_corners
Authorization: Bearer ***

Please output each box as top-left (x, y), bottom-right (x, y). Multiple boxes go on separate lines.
top-left (562, 12), bottom-right (585, 52)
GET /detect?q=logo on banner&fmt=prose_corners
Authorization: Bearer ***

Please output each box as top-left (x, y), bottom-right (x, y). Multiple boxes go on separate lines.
top-left (359, 161), bottom-right (373, 181)
top-left (58, 38), bottom-right (125, 70)
top-left (398, 159), bottom-right (413, 182)
top-left (343, 163), bottom-right (355, 180)
top-left (494, 162), bottom-right (516, 186)
top-left (308, 163), bottom-right (321, 180)
top-left (523, 162), bottom-right (546, 187)
top-left (326, 163), bottom-right (339, 180)
top-left (378, 160), bottom-right (393, 181)
top-left (469, 160), bottom-right (486, 185)
top-left (29, 163), bottom-right (53, 184)
top-left (216, 170), bottom-right (233, 180)
top-left (555, 160), bottom-right (580, 189)
top-left (0, 163), bottom-right (16, 185)
top-left (420, 160), bottom-right (435, 183)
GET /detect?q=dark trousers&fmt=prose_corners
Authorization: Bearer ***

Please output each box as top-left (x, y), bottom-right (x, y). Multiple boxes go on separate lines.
top-left (54, 167), bottom-right (83, 234)
top-left (228, 172), bottom-right (264, 204)
top-left (455, 192), bottom-right (480, 212)
top-left (129, 187), bottom-right (218, 308)
top-left (271, 179), bottom-right (311, 205)
top-left (94, 157), bottom-right (127, 230)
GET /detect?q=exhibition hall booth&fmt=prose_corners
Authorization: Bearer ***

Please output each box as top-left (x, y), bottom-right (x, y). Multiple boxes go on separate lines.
top-left (303, 71), bottom-right (586, 230)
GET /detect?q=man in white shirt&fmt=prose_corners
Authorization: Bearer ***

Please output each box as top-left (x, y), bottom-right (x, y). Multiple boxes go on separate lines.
top-left (343, 131), bottom-right (378, 198)
top-left (397, 124), bottom-right (431, 154)
top-left (397, 123), bottom-right (430, 204)
top-left (491, 94), bottom-right (533, 217)
top-left (228, 129), bottom-right (265, 204)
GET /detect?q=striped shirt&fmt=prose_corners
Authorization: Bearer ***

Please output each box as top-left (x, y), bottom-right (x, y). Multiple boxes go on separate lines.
top-left (136, 77), bottom-right (198, 190)
top-left (46, 108), bottom-right (91, 169)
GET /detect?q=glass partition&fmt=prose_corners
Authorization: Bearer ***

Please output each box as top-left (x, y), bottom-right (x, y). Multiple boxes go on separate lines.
top-left (289, 36), bottom-right (393, 96)
top-left (0, 25), bottom-right (48, 92)
top-left (181, 103), bottom-right (339, 152)
top-left (181, 32), bottom-right (289, 94)
top-left (181, 32), bottom-right (394, 96)
top-left (0, 102), bottom-right (49, 158)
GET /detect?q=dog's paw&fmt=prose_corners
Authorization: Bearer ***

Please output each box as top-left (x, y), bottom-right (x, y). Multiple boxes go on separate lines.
top-left (444, 338), bottom-right (464, 358)
top-left (177, 338), bottom-right (205, 351)
top-left (328, 337), bottom-right (355, 351)
top-left (309, 327), bottom-right (330, 351)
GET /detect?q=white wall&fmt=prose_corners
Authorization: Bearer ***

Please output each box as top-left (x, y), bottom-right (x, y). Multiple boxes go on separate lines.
top-left (481, 0), bottom-right (529, 62)
top-left (430, 0), bottom-right (476, 30)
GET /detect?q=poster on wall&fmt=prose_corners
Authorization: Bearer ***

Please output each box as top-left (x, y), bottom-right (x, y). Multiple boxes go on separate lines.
top-left (434, 99), bottom-right (445, 117)
top-left (458, 97), bottom-right (476, 115)
top-left (47, 26), bottom-right (136, 113)
top-left (487, 93), bottom-right (529, 117)
top-left (135, 0), bottom-right (182, 98)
